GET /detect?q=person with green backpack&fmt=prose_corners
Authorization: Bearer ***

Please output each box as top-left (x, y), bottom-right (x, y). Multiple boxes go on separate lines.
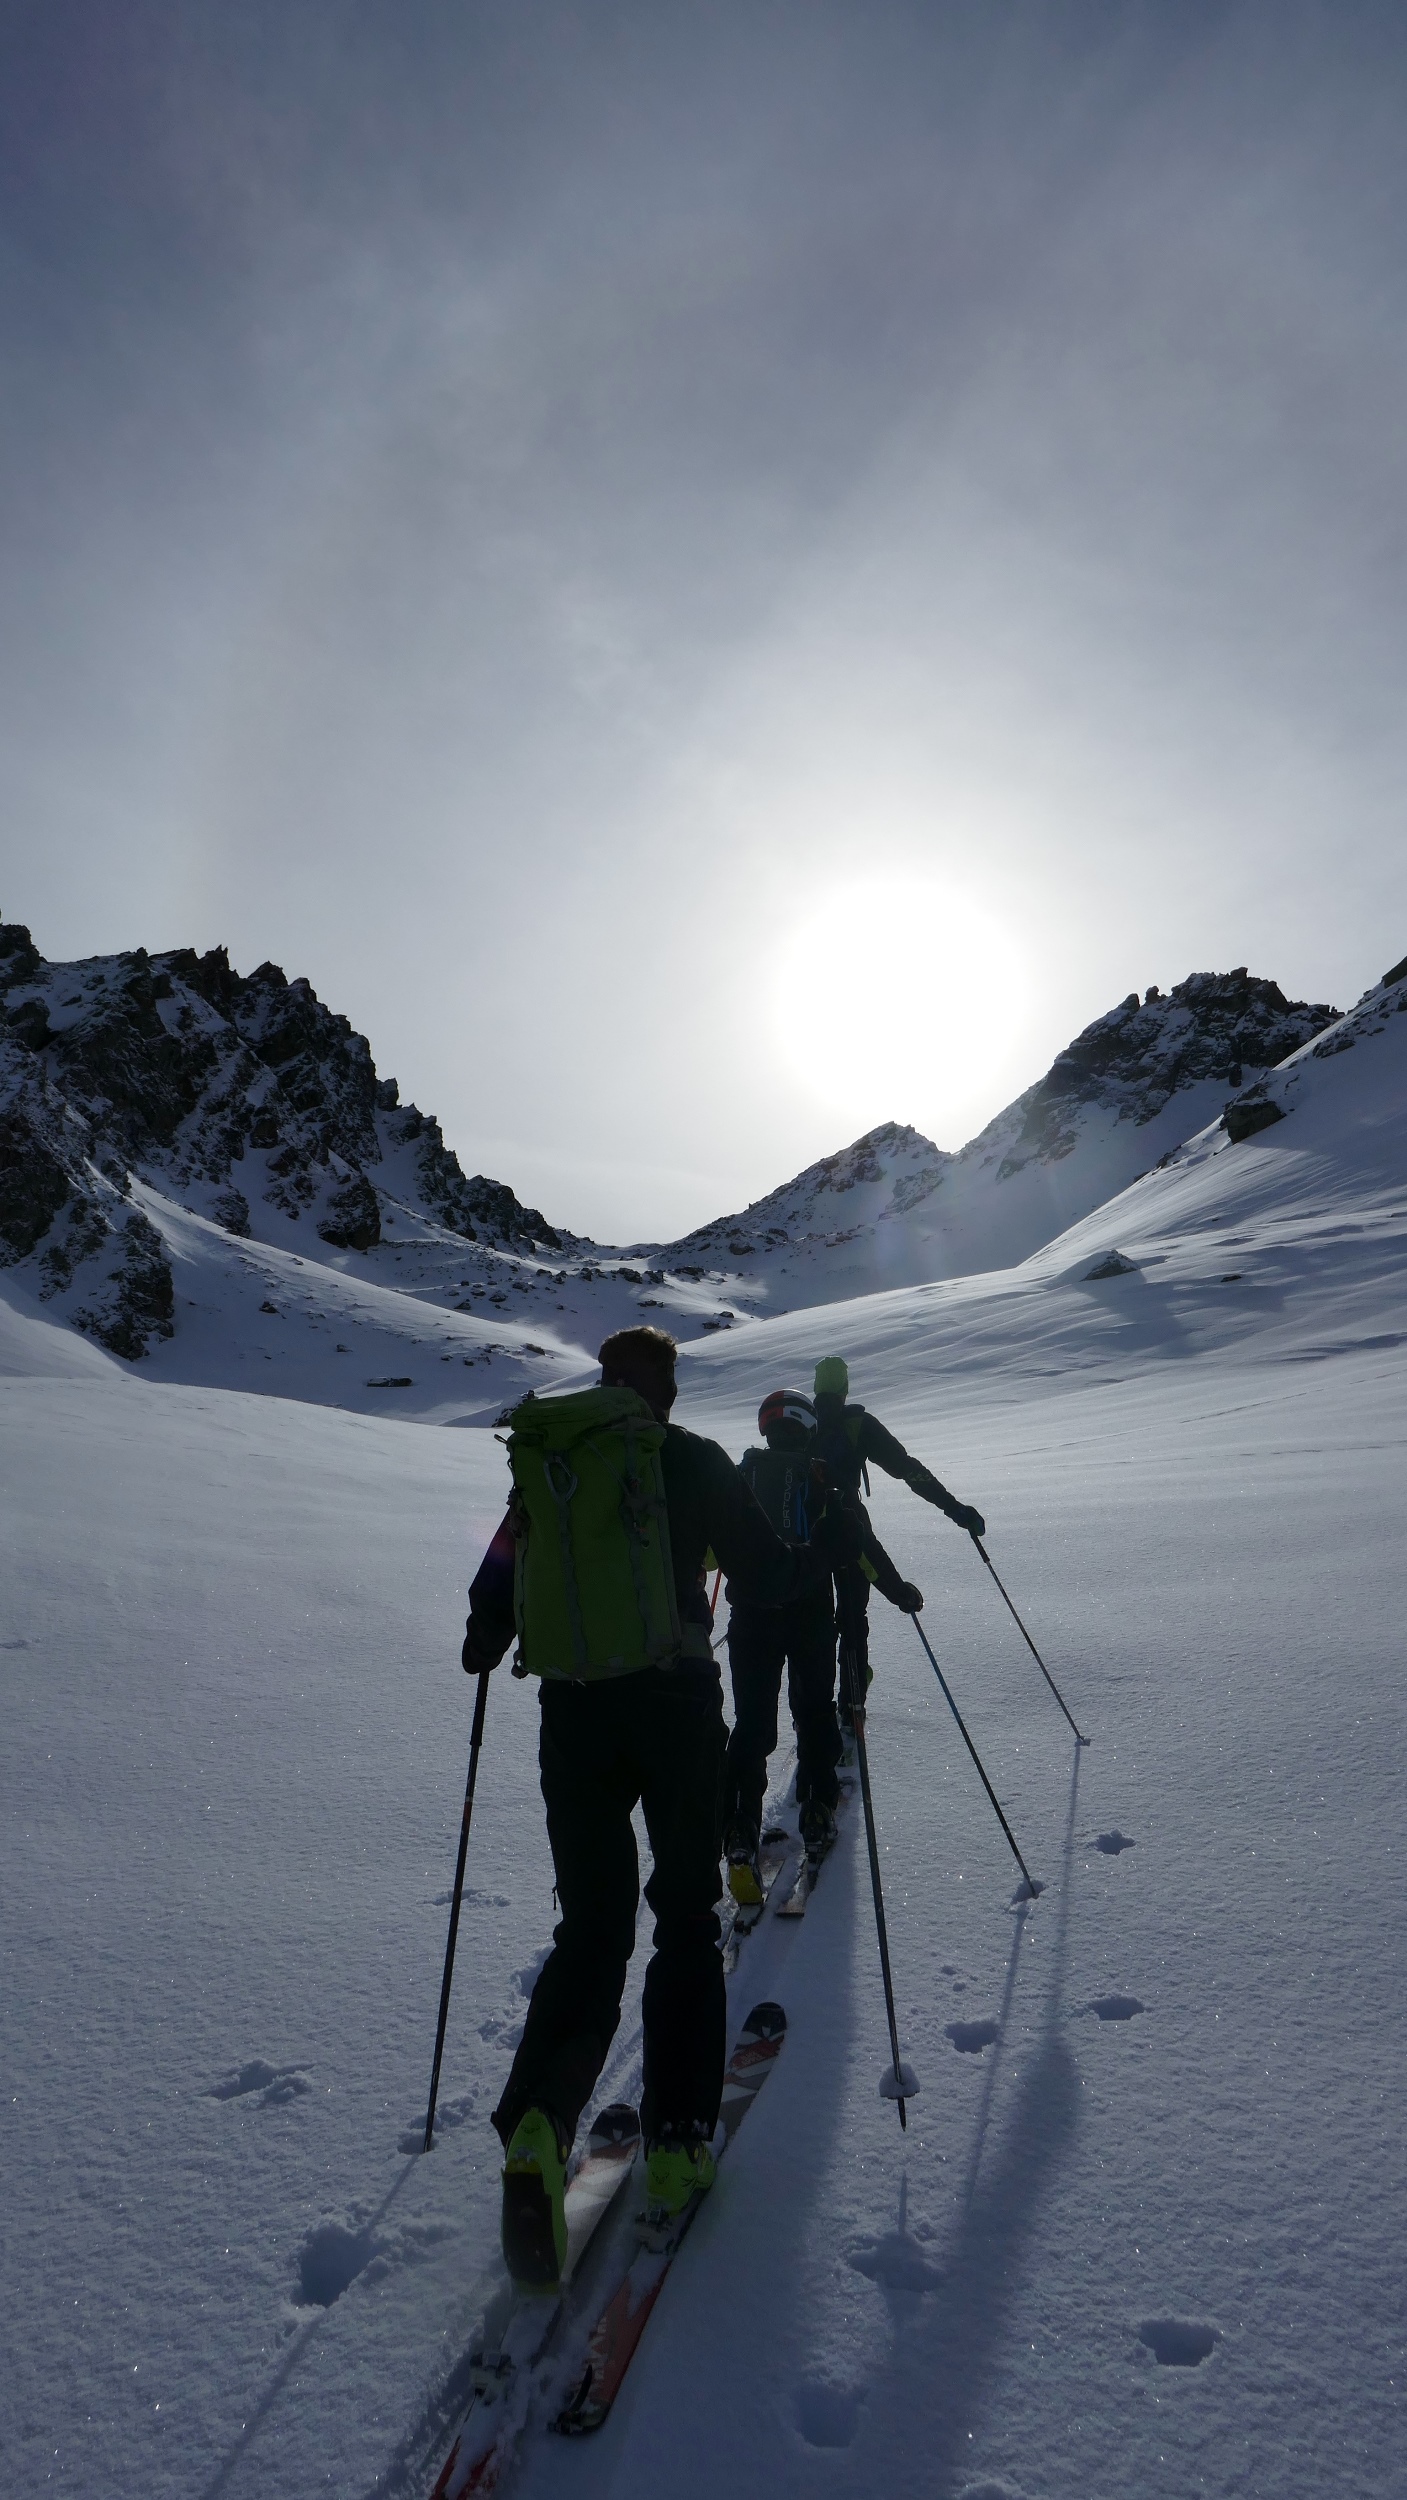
top-left (811, 1353), bottom-right (986, 1727)
top-left (459, 1325), bottom-right (827, 2289)
top-left (723, 1385), bottom-right (923, 1903)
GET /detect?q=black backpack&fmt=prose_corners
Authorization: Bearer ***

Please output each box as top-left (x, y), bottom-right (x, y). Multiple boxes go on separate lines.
top-left (739, 1444), bottom-right (821, 1547)
top-left (815, 1399), bottom-right (870, 1500)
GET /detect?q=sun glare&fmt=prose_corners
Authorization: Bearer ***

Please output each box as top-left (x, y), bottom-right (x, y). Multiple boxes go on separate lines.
top-left (772, 878), bottom-right (1030, 1144)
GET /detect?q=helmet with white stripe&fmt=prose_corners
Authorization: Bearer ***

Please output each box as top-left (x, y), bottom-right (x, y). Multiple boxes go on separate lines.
top-left (758, 1386), bottom-right (817, 1443)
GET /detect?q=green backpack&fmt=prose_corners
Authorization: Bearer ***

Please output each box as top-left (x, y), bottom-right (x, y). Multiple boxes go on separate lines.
top-left (506, 1387), bottom-right (682, 1680)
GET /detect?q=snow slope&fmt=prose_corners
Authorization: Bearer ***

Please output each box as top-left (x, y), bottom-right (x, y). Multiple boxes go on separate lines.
top-left (2, 971), bottom-right (1405, 2500)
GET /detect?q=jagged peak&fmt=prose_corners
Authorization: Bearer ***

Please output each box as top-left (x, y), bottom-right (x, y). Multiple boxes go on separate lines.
top-left (654, 1120), bottom-right (949, 1256)
top-left (0, 931), bottom-right (574, 1353)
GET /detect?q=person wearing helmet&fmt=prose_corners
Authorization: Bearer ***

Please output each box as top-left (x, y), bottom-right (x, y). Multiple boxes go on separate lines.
top-left (811, 1353), bottom-right (985, 1727)
top-left (722, 1385), bottom-right (922, 1900)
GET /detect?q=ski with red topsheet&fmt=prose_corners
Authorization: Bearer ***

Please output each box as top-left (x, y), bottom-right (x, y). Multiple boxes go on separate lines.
top-left (427, 2102), bottom-right (639, 2497)
top-left (550, 2003), bottom-right (787, 2438)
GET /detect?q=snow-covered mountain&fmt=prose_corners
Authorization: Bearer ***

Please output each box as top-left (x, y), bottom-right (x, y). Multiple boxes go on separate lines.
top-left (0, 926), bottom-right (606, 1408)
top-left (662, 969), bottom-right (1344, 1309)
top-left (0, 926), bottom-right (1373, 1404)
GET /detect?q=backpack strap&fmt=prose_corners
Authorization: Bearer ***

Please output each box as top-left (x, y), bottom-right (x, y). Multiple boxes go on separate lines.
top-left (543, 1450), bottom-right (591, 1674)
top-left (618, 1416), bottom-right (682, 1659)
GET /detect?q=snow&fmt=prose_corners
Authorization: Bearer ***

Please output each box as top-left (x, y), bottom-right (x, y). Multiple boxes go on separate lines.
top-left (3, 981), bottom-right (1405, 2498)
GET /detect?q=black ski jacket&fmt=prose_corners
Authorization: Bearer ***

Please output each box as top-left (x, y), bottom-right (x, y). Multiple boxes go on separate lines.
top-left (813, 1393), bottom-right (966, 1521)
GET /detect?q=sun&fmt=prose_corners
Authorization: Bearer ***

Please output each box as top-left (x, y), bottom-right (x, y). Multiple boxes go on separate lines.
top-left (772, 877), bottom-right (1028, 1142)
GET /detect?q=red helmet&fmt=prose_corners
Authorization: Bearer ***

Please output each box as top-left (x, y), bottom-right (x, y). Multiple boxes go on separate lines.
top-left (758, 1387), bottom-right (817, 1439)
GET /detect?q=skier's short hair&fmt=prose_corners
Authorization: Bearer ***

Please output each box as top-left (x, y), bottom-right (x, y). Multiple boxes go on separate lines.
top-left (599, 1325), bottom-right (678, 1375)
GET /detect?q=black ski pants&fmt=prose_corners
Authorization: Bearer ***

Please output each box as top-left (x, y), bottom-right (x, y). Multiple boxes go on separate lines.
top-left (491, 1662), bottom-right (726, 2153)
top-left (834, 1560), bottom-right (873, 1719)
top-left (725, 1588), bottom-right (842, 1844)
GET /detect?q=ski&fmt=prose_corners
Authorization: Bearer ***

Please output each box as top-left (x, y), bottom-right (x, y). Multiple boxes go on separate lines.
top-left (776, 1773), bottom-right (856, 1919)
top-left (775, 1848), bottom-right (824, 1918)
top-left (550, 2002), bottom-right (787, 2437)
top-left (722, 1825), bottom-right (793, 1968)
top-left (428, 2102), bottom-right (640, 2498)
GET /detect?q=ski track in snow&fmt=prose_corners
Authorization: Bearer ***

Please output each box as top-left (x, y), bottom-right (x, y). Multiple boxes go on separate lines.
top-left (2, 1002), bottom-right (1406, 2499)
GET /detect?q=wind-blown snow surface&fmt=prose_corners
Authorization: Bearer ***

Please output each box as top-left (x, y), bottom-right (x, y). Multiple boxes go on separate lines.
top-left (3, 995), bottom-right (1405, 2498)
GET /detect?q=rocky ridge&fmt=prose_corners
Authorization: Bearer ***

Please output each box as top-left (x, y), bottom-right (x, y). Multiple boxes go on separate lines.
top-left (0, 926), bottom-right (576, 1356)
top-left (661, 971), bottom-right (1341, 1272)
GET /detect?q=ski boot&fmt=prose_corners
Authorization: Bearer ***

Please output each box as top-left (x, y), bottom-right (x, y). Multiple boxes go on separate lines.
top-left (642, 2122), bottom-right (717, 2242)
top-left (725, 1821), bottom-right (764, 1911)
top-left (501, 2106), bottom-right (569, 2288)
top-left (798, 1797), bottom-right (837, 1864)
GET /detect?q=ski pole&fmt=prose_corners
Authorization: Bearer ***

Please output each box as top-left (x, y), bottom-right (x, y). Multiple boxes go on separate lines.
top-left (910, 1616), bottom-right (1040, 1897)
top-left (708, 1567), bottom-right (723, 1620)
top-left (423, 1665), bottom-right (492, 2152)
top-left (843, 1647), bottom-right (912, 2130)
top-left (970, 1535), bottom-right (1089, 1746)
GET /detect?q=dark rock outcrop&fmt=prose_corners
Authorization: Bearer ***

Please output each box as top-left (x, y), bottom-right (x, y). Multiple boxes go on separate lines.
top-left (73, 1210), bottom-right (176, 1360)
top-left (0, 923), bottom-right (569, 1356)
top-left (995, 970), bottom-right (1337, 1175)
top-left (317, 1169), bottom-right (381, 1252)
top-left (1222, 1096), bottom-right (1286, 1143)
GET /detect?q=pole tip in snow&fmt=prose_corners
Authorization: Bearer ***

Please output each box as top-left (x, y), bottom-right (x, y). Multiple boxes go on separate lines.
top-left (1077, 1734), bottom-right (1092, 1747)
top-left (1012, 1876), bottom-right (1045, 1903)
top-left (880, 2061), bottom-right (920, 2101)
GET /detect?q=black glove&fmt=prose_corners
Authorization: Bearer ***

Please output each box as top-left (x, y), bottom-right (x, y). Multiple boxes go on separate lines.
top-left (948, 1503), bottom-right (985, 1538)
top-left (461, 1615), bottom-right (500, 1674)
top-left (897, 1581), bottom-right (923, 1614)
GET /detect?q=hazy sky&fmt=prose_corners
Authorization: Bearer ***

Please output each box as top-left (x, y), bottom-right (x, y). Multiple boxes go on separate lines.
top-left (3, 1), bottom-right (1405, 1239)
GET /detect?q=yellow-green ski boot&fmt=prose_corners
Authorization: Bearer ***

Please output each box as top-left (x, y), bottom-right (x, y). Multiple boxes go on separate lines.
top-left (643, 2125), bottom-right (717, 2237)
top-left (501, 2107), bottom-right (568, 2287)
top-left (726, 1823), bottom-right (764, 1910)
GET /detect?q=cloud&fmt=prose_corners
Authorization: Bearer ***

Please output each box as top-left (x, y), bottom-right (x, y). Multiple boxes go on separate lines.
top-left (2, 2), bottom-right (1404, 1233)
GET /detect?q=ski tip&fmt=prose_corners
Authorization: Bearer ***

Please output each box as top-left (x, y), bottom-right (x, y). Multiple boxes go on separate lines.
top-left (588, 2102), bottom-right (641, 2148)
top-left (741, 2000), bottom-right (786, 2042)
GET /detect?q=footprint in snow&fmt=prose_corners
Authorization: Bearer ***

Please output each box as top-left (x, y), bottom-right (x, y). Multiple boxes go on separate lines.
top-left (795, 2382), bottom-right (865, 2448)
top-left (1137, 2317), bottom-right (1219, 2367)
top-left (207, 2058), bottom-right (313, 2106)
top-left (512, 1947), bottom-right (552, 1997)
top-left (1088, 1995), bottom-right (1145, 2022)
top-left (400, 2089), bottom-right (476, 2154)
top-left (947, 2017), bottom-right (1001, 2053)
top-left (295, 2220), bottom-right (379, 2308)
top-left (1094, 1830), bottom-right (1136, 1855)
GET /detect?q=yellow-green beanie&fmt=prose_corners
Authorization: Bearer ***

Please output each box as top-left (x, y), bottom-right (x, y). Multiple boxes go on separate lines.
top-left (813, 1355), bottom-right (849, 1399)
